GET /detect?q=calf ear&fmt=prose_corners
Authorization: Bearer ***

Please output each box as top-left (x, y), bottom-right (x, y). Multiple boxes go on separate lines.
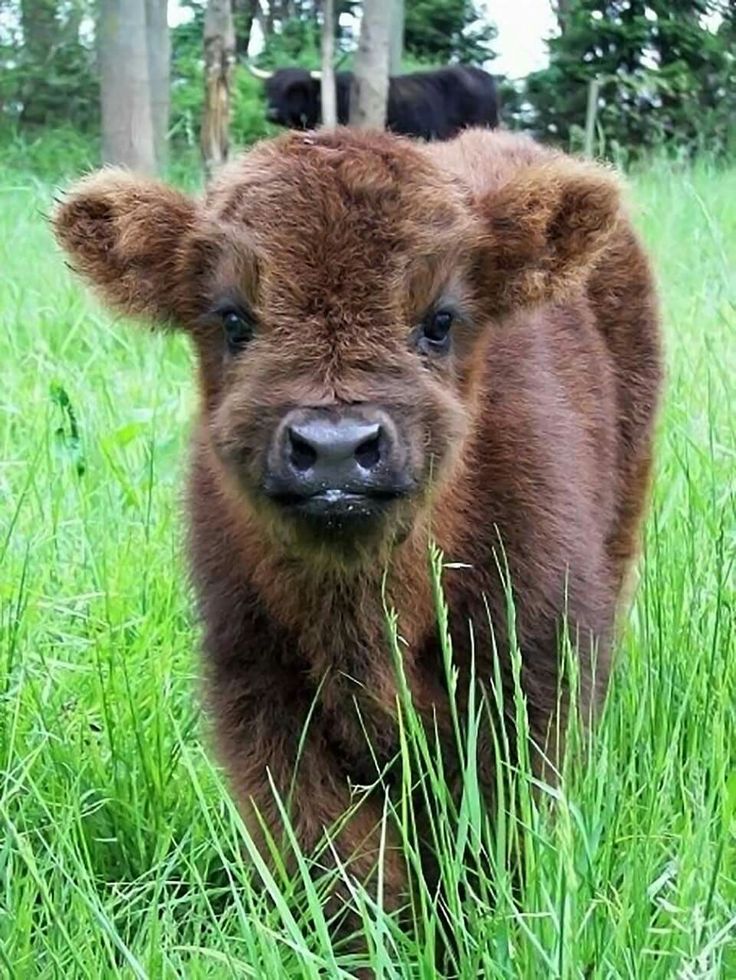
top-left (476, 159), bottom-right (622, 316)
top-left (52, 169), bottom-right (198, 326)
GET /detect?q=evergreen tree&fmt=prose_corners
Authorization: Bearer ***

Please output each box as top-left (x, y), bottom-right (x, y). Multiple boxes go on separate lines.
top-left (526, 0), bottom-right (734, 158)
top-left (404, 0), bottom-right (496, 66)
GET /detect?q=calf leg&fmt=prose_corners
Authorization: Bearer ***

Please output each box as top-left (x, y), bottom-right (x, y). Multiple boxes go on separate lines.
top-left (209, 667), bottom-right (409, 924)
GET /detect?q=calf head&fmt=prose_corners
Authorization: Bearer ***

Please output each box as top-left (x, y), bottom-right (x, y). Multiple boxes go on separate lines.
top-left (54, 129), bottom-right (620, 563)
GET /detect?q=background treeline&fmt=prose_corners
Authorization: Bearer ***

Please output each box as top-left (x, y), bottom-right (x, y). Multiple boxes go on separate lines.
top-left (0, 0), bottom-right (734, 172)
top-left (528, 1), bottom-right (736, 160)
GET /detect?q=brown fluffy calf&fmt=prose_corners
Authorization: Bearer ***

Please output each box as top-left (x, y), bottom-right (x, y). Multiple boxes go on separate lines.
top-left (53, 127), bottom-right (662, 910)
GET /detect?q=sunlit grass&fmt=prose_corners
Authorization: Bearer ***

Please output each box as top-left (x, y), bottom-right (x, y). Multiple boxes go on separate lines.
top-left (1, 155), bottom-right (734, 977)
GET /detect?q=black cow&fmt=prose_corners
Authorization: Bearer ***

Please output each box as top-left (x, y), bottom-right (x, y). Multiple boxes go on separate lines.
top-left (253, 65), bottom-right (499, 141)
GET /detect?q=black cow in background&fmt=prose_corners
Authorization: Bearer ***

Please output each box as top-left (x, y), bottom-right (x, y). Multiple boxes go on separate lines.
top-left (249, 65), bottom-right (499, 141)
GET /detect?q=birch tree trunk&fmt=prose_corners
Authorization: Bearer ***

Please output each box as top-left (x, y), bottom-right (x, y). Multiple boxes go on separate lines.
top-left (201, 0), bottom-right (235, 177)
top-left (232, 0), bottom-right (257, 60)
top-left (99, 0), bottom-right (156, 174)
top-left (349, 0), bottom-right (392, 129)
top-left (389, 0), bottom-right (404, 77)
top-left (320, 0), bottom-right (337, 128)
top-left (145, 0), bottom-right (170, 171)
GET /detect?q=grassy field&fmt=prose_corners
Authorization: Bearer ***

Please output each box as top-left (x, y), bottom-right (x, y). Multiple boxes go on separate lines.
top-left (1, 155), bottom-right (734, 978)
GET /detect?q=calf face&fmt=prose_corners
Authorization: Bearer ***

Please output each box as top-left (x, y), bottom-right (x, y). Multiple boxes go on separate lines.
top-left (53, 129), bottom-right (620, 563)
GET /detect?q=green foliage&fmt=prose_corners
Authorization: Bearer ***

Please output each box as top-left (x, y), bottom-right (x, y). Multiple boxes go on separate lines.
top-left (170, 65), bottom-right (279, 156)
top-left (230, 70), bottom-right (282, 147)
top-left (169, 9), bottom-right (206, 148)
top-left (0, 124), bottom-right (97, 178)
top-left (170, 10), bottom-right (279, 155)
top-left (404, 0), bottom-right (497, 66)
top-left (255, 0), bottom-right (358, 68)
top-left (0, 0), bottom-right (98, 131)
top-left (526, 0), bottom-right (736, 159)
top-left (496, 76), bottom-right (527, 129)
top-left (1, 154), bottom-right (735, 975)
top-left (259, 15), bottom-right (322, 69)
top-left (4, 0), bottom-right (736, 166)
top-left (1, 0), bottom-right (313, 156)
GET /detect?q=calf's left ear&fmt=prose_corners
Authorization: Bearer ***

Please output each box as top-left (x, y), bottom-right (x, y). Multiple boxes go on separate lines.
top-left (53, 168), bottom-right (198, 326)
top-left (475, 158), bottom-right (622, 316)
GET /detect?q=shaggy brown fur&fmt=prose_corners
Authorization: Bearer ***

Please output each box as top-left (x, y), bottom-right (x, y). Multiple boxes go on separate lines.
top-left (53, 127), bottom-right (662, 921)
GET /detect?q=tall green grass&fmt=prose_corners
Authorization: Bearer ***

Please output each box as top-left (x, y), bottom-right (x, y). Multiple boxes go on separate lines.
top-left (1, 156), bottom-right (734, 977)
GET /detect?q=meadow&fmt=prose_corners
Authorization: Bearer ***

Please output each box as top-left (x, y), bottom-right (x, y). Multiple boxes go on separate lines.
top-left (1, 151), bottom-right (734, 978)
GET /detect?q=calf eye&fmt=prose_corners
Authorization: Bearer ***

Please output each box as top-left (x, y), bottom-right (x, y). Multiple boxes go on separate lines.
top-left (421, 309), bottom-right (454, 351)
top-left (222, 309), bottom-right (255, 353)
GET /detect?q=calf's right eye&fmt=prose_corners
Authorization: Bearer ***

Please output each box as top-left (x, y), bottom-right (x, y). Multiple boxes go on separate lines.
top-left (417, 307), bottom-right (455, 354)
top-left (423, 309), bottom-right (454, 346)
top-left (222, 309), bottom-right (255, 353)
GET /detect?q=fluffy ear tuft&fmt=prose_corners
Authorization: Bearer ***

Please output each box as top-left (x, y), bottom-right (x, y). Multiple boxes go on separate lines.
top-left (52, 169), bottom-right (198, 325)
top-left (476, 159), bottom-right (623, 315)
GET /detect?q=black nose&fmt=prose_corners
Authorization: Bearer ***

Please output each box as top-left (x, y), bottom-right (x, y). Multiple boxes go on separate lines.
top-left (267, 406), bottom-right (407, 510)
top-left (287, 418), bottom-right (383, 475)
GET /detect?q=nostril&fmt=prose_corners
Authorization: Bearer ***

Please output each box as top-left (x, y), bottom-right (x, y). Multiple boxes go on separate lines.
top-left (354, 431), bottom-right (382, 470)
top-left (288, 430), bottom-right (318, 473)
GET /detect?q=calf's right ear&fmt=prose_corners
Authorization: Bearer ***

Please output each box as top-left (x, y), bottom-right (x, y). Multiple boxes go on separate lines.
top-left (53, 169), bottom-right (198, 326)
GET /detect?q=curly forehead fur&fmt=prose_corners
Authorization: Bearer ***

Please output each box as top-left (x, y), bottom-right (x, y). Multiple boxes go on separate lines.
top-left (52, 127), bottom-right (663, 944)
top-left (201, 130), bottom-right (478, 332)
top-left (206, 127), bottom-right (472, 232)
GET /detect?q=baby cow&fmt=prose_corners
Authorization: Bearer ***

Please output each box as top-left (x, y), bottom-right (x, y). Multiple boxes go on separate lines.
top-left (54, 128), bottom-right (662, 910)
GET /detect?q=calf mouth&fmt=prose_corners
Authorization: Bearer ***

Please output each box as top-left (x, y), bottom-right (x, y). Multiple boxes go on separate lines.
top-left (258, 487), bottom-right (420, 564)
top-left (268, 486), bottom-right (406, 531)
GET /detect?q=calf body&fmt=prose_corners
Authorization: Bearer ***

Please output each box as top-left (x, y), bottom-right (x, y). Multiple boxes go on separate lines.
top-left (54, 128), bottom-right (662, 909)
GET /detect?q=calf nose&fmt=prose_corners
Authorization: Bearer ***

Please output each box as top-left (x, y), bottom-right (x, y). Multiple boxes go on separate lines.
top-left (270, 407), bottom-right (404, 499)
top-left (287, 418), bottom-right (383, 475)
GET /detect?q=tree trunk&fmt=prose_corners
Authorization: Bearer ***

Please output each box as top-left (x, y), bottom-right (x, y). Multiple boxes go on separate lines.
top-left (349, 0), bottom-right (392, 129)
top-left (320, 0), bottom-right (337, 127)
top-left (264, 0), bottom-right (274, 36)
top-left (19, 0), bottom-right (60, 125)
top-left (232, 0), bottom-right (256, 60)
top-left (555, 0), bottom-right (571, 34)
top-left (62, 0), bottom-right (85, 44)
top-left (145, 0), bottom-right (170, 171)
top-left (201, 0), bottom-right (235, 177)
top-left (389, 0), bottom-right (404, 76)
top-left (99, 0), bottom-right (156, 174)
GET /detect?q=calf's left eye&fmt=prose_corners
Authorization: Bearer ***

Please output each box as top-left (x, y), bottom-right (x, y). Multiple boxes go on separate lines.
top-left (422, 309), bottom-right (454, 349)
